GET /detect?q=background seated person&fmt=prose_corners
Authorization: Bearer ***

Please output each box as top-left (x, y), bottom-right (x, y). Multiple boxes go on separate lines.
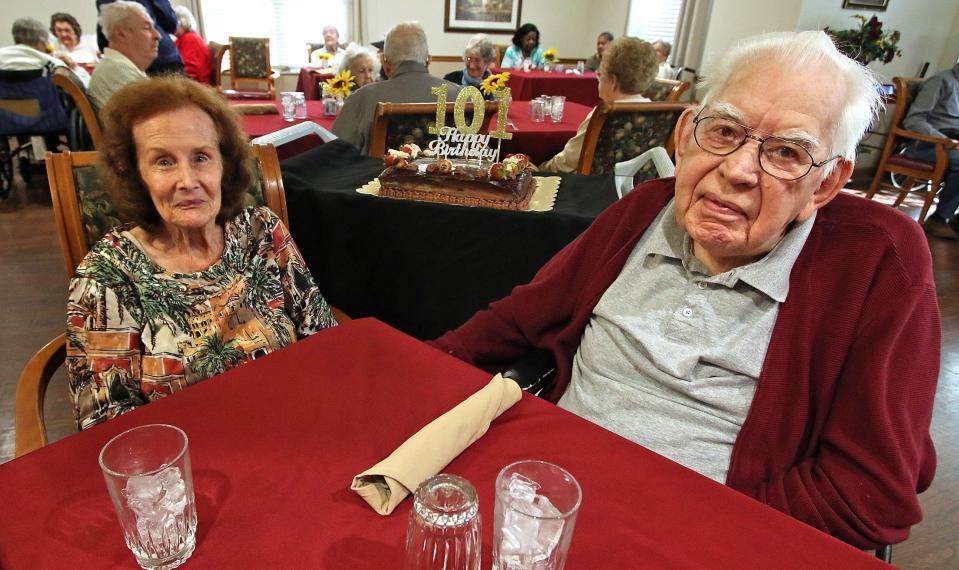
top-left (432, 31), bottom-right (938, 550)
top-left (500, 23), bottom-right (543, 69)
top-left (443, 33), bottom-right (497, 99)
top-left (89, 1), bottom-right (159, 110)
top-left (585, 31), bottom-right (613, 72)
top-left (66, 77), bottom-right (337, 430)
top-left (652, 40), bottom-right (675, 79)
top-left (96, 0), bottom-right (184, 76)
top-left (173, 5), bottom-right (211, 83)
top-left (332, 21), bottom-right (461, 155)
top-left (539, 37), bottom-right (655, 173)
top-left (50, 12), bottom-right (100, 64)
top-left (311, 25), bottom-right (345, 68)
top-left (0, 17), bottom-right (91, 86)
top-left (902, 63), bottom-right (959, 239)
top-left (337, 43), bottom-right (380, 92)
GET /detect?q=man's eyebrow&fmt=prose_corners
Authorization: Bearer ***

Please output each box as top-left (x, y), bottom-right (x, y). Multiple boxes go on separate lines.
top-left (707, 101), bottom-right (822, 151)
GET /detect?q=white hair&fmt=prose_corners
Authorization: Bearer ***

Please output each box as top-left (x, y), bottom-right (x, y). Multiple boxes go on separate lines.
top-left (322, 25), bottom-right (339, 37)
top-left (465, 33), bottom-right (496, 62)
top-left (338, 43), bottom-right (381, 76)
top-left (100, 0), bottom-right (151, 41)
top-left (174, 6), bottom-right (197, 34)
top-left (384, 21), bottom-right (429, 66)
top-left (698, 30), bottom-right (882, 164)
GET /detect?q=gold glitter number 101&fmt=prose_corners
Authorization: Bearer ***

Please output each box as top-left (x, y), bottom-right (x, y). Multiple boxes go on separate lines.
top-left (428, 84), bottom-right (512, 140)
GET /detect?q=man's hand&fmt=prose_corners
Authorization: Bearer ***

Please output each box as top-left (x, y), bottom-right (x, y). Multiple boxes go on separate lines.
top-left (59, 53), bottom-right (77, 69)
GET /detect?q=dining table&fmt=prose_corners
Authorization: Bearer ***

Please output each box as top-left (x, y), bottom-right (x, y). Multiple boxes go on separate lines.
top-left (0, 318), bottom-right (890, 568)
top-left (236, 100), bottom-right (336, 139)
top-left (496, 100), bottom-right (591, 164)
top-left (295, 66), bottom-right (337, 100)
top-left (280, 139), bottom-right (618, 340)
top-left (494, 68), bottom-right (601, 108)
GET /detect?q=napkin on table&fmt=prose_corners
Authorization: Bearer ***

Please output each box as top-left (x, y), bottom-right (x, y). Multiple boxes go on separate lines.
top-left (231, 103), bottom-right (280, 115)
top-left (351, 374), bottom-right (522, 515)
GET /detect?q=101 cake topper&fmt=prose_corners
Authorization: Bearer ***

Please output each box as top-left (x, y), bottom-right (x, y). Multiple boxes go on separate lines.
top-left (427, 84), bottom-right (513, 163)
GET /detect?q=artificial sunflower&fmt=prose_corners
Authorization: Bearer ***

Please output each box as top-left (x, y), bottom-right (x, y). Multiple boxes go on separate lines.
top-left (543, 48), bottom-right (558, 63)
top-left (480, 72), bottom-right (510, 96)
top-left (315, 52), bottom-right (333, 61)
top-left (323, 70), bottom-right (356, 98)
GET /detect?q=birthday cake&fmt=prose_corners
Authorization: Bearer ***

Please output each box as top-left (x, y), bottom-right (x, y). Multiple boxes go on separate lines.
top-left (378, 145), bottom-right (535, 210)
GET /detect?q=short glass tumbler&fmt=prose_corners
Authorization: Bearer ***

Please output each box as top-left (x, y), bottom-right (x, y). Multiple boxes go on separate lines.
top-left (280, 91), bottom-right (297, 121)
top-left (405, 474), bottom-right (481, 570)
top-left (294, 92), bottom-right (308, 119)
top-left (492, 460), bottom-right (582, 570)
top-left (549, 96), bottom-right (566, 123)
top-left (99, 424), bottom-right (198, 570)
top-left (530, 99), bottom-right (546, 123)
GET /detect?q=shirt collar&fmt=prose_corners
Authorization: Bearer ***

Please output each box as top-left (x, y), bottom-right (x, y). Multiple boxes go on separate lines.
top-left (645, 198), bottom-right (816, 303)
top-left (390, 60), bottom-right (429, 77)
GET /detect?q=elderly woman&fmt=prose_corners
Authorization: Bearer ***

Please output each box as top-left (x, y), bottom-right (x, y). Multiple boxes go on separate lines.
top-left (500, 23), bottom-right (543, 69)
top-left (50, 12), bottom-right (100, 64)
top-left (173, 5), bottom-right (211, 83)
top-left (337, 43), bottom-right (380, 91)
top-left (539, 37), bottom-right (657, 173)
top-left (66, 77), bottom-right (337, 430)
top-left (443, 34), bottom-right (496, 99)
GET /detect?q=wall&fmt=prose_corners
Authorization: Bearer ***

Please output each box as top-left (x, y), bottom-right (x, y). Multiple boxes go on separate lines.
top-left (936, 3), bottom-right (959, 71)
top-left (796, 0), bottom-right (959, 81)
top-left (3, 0), bottom-right (98, 45)
top-left (699, 0), bottom-right (803, 72)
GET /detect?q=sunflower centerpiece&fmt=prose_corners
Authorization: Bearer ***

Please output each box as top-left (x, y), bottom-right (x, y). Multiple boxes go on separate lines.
top-left (322, 70), bottom-right (356, 116)
top-left (480, 72), bottom-right (510, 98)
top-left (542, 48), bottom-right (558, 71)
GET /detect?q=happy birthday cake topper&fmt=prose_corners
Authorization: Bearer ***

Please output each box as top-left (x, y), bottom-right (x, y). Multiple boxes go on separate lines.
top-left (427, 84), bottom-right (513, 162)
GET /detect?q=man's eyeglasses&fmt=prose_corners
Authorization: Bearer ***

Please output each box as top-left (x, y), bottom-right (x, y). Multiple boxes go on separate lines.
top-left (692, 112), bottom-right (840, 181)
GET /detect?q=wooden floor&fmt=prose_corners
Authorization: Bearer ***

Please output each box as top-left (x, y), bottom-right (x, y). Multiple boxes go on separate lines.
top-left (0, 174), bottom-right (956, 568)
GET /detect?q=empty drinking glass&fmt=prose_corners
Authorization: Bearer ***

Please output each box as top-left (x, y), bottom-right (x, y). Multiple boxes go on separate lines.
top-left (576, 60), bottom-right (586, 74)
top-left (492, 460), bottom-right (581, 570)
top-left (99, 424), bottom-right (197, 570)
top-left (530, 99), bottom-right (546, 123)
top-left (549, 96), bottom-right (566, 123)
top-left (294, 92), bottom-right (307, 119)
top-left (405, 474), bottom-right (481, 570)
top-left (280, 92), bottom-right (297, 122)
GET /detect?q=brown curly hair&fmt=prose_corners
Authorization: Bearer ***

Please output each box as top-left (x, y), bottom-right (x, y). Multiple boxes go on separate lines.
top-left (50, 12), bottom-right (81, 38)
top-left (600, 37), bottom-right (658, 94)
top-left (98, 77), bottom-right (252, 231)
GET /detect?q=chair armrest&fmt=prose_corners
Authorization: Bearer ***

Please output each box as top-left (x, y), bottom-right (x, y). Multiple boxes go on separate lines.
top-left (503, 349), bottom-right (557, 397)
top-left (892, 128), bottom-right (959, 149)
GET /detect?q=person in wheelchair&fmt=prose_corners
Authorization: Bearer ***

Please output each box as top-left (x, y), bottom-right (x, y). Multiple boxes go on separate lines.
top-left (433, 31), bottom-right (939, 551)
top-left (903, 63), bottom-right (959, 239)
top-left (0, 18), bottom-right (90, 86)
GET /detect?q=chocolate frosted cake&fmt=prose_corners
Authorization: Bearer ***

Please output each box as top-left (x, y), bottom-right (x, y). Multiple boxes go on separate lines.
top-left (377, 147), bottom-right (536, 210)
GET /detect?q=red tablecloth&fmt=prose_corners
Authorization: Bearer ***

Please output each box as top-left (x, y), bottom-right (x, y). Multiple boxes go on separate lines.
top-left (0, 319), bottom-right (886, 569)
top-left (497, 100), bottom-right (592, 164)
top-left (496, 68), bottom-right (600, 107)
top-left (295, 66), bottom-right (336, 100)
top-left (235, 100), bottom-right (335, 159)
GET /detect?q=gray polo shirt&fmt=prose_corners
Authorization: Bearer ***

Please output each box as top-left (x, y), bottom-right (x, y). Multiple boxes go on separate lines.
top-left (558, 199), bottom-right (815, 482)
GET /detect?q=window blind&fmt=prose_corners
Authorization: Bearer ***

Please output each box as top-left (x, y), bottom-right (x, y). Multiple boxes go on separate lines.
top-left (201, 0), bottom-right (348, 67)
top-left (626, 0), bottom-right (685, 46)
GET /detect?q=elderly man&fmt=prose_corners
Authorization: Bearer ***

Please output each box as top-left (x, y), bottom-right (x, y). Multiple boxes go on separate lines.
top-left (903, 63), bottom-right (959, 239)
top-left (433, 31), bottom-right (938, 549)
top-left (332, 21), bottom-right (461, 155)
top-left (652, 40), bottom-right (674, 79)
top-left (97, 0), bottom-right (183, 75)
top-left (311, 25), bottom-right (346, 67)
top-left (0, 18), bottom-right (90, 86)
top-left (88, 1), bottom-right (160, 110)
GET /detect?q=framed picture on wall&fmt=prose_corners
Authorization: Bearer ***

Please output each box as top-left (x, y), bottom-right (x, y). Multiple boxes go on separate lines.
top-left (444, 0), bottom-right (523, 33)
top-left (842, 0), bottom-right (889, 11)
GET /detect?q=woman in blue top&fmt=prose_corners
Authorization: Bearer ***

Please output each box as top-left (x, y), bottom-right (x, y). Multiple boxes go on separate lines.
top-left (500, 23), bottom-right (544, 69)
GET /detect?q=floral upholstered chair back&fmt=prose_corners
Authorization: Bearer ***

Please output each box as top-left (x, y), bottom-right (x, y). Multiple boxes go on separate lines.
top-left (72, 160), bottom-right (268, 250)
top-left (373, 102), bottom-right (496, 157)
top-left (588, 106), bottom-right (686, 177)
top-left (229, 37), bottom-right (271, 80)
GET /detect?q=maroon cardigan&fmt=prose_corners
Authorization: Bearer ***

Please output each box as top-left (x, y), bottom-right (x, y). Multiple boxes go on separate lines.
top-left (433, 178), bottom-right (939, 549)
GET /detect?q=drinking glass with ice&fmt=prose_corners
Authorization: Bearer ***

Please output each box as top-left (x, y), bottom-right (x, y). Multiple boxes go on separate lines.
top-left (100, 424), bottom-right (197, 570)
top-left (493, 460), bottom-right (582, 570)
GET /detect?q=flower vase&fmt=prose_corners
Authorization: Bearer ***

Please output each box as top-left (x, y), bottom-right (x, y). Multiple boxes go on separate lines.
top-left (322, 96), bottom-right (337, 116)
top-left (336, 96), bottom-right (345, 115)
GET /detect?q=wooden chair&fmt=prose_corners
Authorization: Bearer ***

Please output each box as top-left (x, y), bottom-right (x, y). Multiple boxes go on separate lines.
top-left (577, 101), bottom-right (690, 175)
top-left (367, 101), bottom-right (499, 157)
top-left (45, 144), bottom-right (288, 278)
top-left (51, 71), bottom-right (103, 149)
top-left (209, 40), bottom-right (229, 87)
top-left (222, 37), bottom-right (278, 99)
top-left (14, 334), bottom-right (67, 457)
top-left (866, 76), bottom-right (959, 224)
top-left (641, 78), bottom-right (690, 102)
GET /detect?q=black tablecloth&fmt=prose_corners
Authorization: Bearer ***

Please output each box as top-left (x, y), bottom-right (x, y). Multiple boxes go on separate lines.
top-left (281, 140), bottom-right (618, 339)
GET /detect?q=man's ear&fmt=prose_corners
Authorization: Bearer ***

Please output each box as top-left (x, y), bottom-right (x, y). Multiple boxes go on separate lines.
top-left (672, 108), bottom-right (697, 167)
top-left (813, 158), bottom-right (854, 208)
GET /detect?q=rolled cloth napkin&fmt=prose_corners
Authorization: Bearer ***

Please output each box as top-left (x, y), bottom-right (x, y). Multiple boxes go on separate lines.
top-left (351, 374), bottom-right (522, 515)
top-left (231, 103), bottom-right (280, 115)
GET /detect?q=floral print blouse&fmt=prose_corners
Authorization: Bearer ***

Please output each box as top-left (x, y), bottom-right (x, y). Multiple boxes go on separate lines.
top-left (66, 206), bottom-right (336, 430)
